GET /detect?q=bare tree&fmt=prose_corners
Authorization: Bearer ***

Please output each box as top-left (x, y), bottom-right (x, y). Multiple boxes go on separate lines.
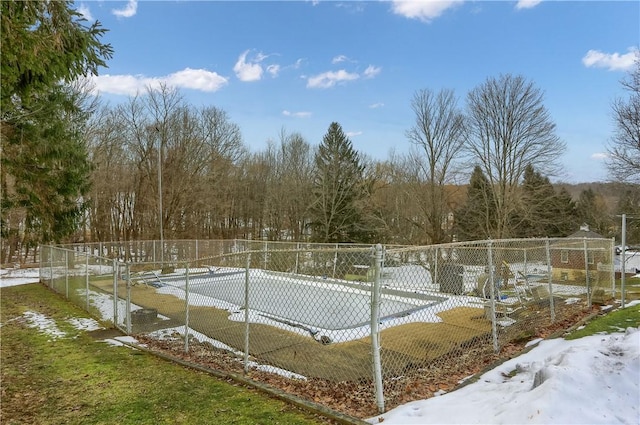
top-left (405, 88), bottom-right (467, 244)
top-left (87, 86), bottom-right (245, 242)
top-left (607, 52), bottom-right (640, 183)
top-left (370, 156), bottom-right (425, 245)
top-left (271, 129), bottom-right (314, 241)
top-left (466, 74), bottom-right (565, 238)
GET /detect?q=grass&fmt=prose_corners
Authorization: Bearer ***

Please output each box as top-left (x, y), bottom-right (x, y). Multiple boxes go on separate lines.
top-left (617, 276), bottom-right (640, 298)
top-left (0, 283), bottom-right (332, 425)
top-left (565, 300), bottom-right (640, 340)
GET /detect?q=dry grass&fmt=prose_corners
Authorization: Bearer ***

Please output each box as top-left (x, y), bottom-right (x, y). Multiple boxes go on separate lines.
top-left (94, 280), bottom-right (494, 381)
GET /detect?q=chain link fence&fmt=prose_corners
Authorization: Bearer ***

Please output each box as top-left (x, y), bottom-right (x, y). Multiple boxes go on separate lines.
top-left (40, 237), bottom-right (616, 416)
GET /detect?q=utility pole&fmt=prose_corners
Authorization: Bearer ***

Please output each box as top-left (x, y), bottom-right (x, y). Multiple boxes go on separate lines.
top-left (150, 125), bottom-right (164, 266)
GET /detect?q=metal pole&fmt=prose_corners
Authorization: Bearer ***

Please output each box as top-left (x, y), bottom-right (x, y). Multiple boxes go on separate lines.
top-left (333, 244), bottom-right (338, 279)
top-left (113, 260), bottom-right (119, 328)
top-left (185, 264), bottom-right (190, 353)
top-left (125, 263), bottom-right (131, 334)
top-left (295, 242), bottom-right (300, 274)
top-left (371, 244), bottom-right (385, 413)
top-left (610, 238), bottom-right (616, 300)
top-left (621, 214), bottom-right (627, 308)
top-left (244, 253), bottom-right (251, 374)
top-left (583, 239), bottom-right (591, 306)
top-left (85, 254), bottom-right (90, 312)
top-left (65, 250), bottom-right (69, 299)
top-left (49, 246), bottom-right (53, 288)
top-left (157, 130), bottom-right (164, 266)
top-left (488, 241), bottom-right (498, 353)
top-left (434, 247), bottom-right (439, 291)
top-left (546, 239), bottom-right (555, 323)
top-left (264, 241), bottom-right (268, 270)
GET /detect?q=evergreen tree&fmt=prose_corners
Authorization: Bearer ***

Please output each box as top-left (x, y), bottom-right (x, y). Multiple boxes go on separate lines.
top-left (309, 122), bottom-right (368, 243)
top-left (515, 165), bottom-right (578, 237)
top-left (455, 166), bottom-right (496, 241)
top-left (550, 188), bottom-right (580, 237)
top-left (1, 1), bottom-right (112, 261)
top-left (1, 1), bottom-right (112, 113)
top-left (575, 188), bottom-right (613, 236)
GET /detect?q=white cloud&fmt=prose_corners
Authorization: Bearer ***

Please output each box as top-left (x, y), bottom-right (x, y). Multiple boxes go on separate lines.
top-left (266, 64), bottom-right (281, 77)
top-left (364, 65), bottom-right (381, 78)
top-left (234, 50), bottom-right (264, 82)
top-left (369, 102), bottom-right (384, 109)
top-left (515, 0), bottom-right (542, 10)
top-left (282, 110), bottom-right (312, 118)
top-left (582, 48), bottom-right (638, 71)
top-left (89, 68), bottom-right (228, 96)
top-left (307, 70), bottom-right (360, 89)
top-left (77, 3), bottom-right (93, 21)
top-left (591, 152), bottom-right (608, 160)
top-left (112, 0), bottom-right (137, 18)
top-left (166, 68), bottom-right (229, 92)
top-left (391, 0), bottom-right (463, 22)
top-left (233, 50), bottom-right (282, 82)
top-left (346, 131), bottom-right (362, 137)
top-left (332, 55), bottom-right (351, 64)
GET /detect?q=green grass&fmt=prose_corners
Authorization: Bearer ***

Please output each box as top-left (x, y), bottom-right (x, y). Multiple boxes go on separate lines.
top-left (605, 276), bottom-right (640, 303)
top-left (565, 301), bottom-right (640, 340)
top-left (0, 283), bottom-right (331, 425)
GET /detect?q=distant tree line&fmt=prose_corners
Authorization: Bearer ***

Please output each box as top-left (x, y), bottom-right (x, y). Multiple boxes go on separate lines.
top-left (1, 1), bottom-right (639, 264)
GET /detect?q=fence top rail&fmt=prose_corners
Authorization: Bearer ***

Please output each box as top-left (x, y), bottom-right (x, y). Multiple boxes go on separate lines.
top-left (45, 239), bottom-right (408, 249)
top-left (42, 237), bottom-right (614, 265)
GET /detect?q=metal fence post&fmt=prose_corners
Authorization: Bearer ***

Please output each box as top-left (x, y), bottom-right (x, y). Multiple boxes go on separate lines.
top-left (244, 253), bottom-right (251, 374)
top-left (371, 244), bottom-right (385, 413)
top-left (264, 241), bottom-right (268, 270)
top-left (487, 240), bottom-right (498, 353)
top-left (610, 238), bottom-right (616, 300)
top-left (49, 246), bottom-right (53, 288)
top-left (185, 263), bottom-right (190, 353)
top-left (434, 247), bottom-right (439, 290)
top-left (113, 260), bottom-right (119, 328)
top-left (621, 214), bottom-right (627, 308)
top-left (333, 244), bottom-right (338, 278)
top-left (125, 263), bottom-right (132, 334)
top-left (583, 239), bottom-right (591, 306)
top-left (295, 242), bottom-right (300, 274)
top-left (545, 239), bottom-right (555, 323)
top-left (85, 254), bottom-right (90, 312)
top-left (65, 250), bottom-right (69, 299)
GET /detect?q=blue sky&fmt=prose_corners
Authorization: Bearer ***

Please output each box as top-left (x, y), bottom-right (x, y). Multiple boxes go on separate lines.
top-left (78, 1), bottom-right (639, 183)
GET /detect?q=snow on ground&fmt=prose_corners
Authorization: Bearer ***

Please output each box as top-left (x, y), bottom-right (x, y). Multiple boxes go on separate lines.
top-left (367, 300), bottom-right (640, 425)
top-left (0, 267), bottom-right (41, 287)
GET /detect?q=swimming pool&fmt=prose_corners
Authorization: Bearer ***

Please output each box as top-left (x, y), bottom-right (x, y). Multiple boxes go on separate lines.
top-left (164, 270), bottom-right (445, 331)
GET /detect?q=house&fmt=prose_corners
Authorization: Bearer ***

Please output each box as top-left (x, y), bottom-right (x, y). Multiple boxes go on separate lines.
top-left (550, 224), bottom-right (611, 283)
